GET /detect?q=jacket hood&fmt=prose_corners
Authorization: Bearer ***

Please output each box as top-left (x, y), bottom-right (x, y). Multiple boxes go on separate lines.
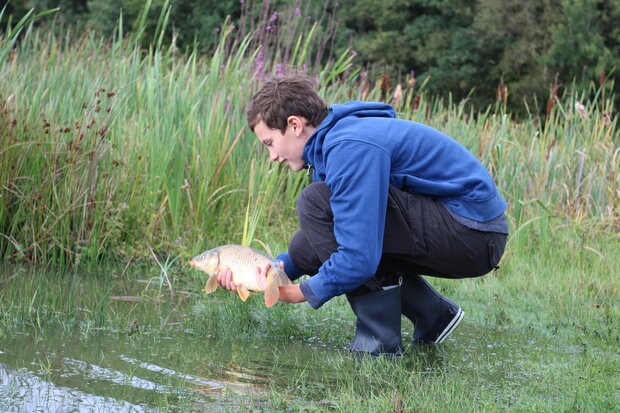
top-left (303, 101), bottom-right (396, 175)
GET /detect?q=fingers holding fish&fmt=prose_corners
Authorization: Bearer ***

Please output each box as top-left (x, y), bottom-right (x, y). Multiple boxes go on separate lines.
top-left (255, 263), bottom-right (271, 291)
top-left (217, 267), bottom-right (237, 291)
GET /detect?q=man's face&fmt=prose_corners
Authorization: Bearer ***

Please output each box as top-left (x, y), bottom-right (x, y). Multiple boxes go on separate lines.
top-left (254, 119), bottom-right (308, 171)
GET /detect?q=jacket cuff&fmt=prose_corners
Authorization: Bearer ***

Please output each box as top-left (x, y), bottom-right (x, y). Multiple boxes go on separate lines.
top-left (300, 279), bottom-right (327, 309)
top-left (275, 252), bottom-right (304, 281)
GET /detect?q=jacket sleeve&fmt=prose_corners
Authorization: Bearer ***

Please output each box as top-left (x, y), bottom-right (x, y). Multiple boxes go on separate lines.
top-left (300, 140), bottom-right (391, 308)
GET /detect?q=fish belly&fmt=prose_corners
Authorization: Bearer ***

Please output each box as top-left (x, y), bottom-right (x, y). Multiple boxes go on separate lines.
top-left (227, 262), bottom-right (261, 291)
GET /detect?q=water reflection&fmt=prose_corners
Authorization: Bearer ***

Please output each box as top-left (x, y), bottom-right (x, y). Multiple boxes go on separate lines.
top-left (0, 329), bottom-right (319, 411)
top-left (0, 364), bottom-right (150, 412)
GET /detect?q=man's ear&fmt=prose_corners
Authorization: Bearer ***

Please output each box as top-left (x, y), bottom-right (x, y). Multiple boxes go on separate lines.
top-left (287, 116), bottom-right (304, 136)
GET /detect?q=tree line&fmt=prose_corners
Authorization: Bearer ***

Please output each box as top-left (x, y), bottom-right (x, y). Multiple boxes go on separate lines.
top-left (3, 0), bottom-right (619, 112)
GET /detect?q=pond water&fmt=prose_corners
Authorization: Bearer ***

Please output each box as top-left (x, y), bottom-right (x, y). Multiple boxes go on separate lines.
top-left (0, 265), bottom-right (614, 411)
top-left (0, 328), bottom-right (331, 411)
top-left (0, 265), bottom-right (347, 411)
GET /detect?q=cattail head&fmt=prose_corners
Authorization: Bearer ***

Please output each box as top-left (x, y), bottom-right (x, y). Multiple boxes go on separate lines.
top-left (496, 80), bottom-right (508, 106)
top-left (379, 74), bottom-right (391, 101)
top-left (408, 70), bottom-right (416, 88)
top-left (546, 83), bottom-right (559, 119)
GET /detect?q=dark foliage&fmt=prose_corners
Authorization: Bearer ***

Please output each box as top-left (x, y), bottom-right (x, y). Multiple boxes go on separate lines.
top-left (3, 0), bottom-right (618, 112)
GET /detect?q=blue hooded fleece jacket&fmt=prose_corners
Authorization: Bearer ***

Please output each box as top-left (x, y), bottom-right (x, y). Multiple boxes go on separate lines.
top-left (278, 101), bottom-right (508, 309)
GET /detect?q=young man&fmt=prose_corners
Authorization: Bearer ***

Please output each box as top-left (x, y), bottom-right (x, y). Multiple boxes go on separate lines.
top-left (217, 75), bottom-right (508, 355)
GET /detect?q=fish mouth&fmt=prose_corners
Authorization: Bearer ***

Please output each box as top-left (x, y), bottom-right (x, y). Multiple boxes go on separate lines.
top-left (189, 260), bottom-right (195, 267)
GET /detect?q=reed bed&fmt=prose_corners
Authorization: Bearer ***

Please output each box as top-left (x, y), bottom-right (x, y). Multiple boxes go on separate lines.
top-left (0, 8), bottom-right (618, 271)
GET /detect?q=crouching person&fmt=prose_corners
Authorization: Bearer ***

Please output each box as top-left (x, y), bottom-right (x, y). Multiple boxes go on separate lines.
top-left (217, 75), bottom-right (508, 355)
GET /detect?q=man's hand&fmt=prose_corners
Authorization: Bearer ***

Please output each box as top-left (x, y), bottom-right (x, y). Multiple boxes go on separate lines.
top-left (255, 261), bottom-right (293, 289)
top-left (217, 261), bottom-right (305, 303)
top-left (256, 261), bottom-right (305, 303)
top-left (277, 284), bottom-right (306, 303)
top-left (216, 267), bottom-right (237, 292)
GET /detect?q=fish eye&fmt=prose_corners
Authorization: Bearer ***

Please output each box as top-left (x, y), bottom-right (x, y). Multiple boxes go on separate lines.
top-left (200, 255), bottom-right (204, 260)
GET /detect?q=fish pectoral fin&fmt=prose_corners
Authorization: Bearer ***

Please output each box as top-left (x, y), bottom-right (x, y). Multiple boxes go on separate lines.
top-left (204, 275), bottom-right (219, 293)
top-left (264, 274), bottom-right (280, 308)
top-left (237, 286), bottom-right (251, 302)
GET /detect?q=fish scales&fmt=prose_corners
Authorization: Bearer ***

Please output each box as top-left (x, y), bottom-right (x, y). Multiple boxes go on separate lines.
top-left (216, 245), bottom-right (277, 291)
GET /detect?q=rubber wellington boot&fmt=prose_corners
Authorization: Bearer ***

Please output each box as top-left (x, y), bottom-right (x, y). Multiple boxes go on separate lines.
top-left (346, 286), bottom-right (404, 355)
top-left (400, 274), bottom-right (464, 344)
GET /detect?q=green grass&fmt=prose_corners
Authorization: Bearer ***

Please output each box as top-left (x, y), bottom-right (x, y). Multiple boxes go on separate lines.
top-left (0, 8), bottom-right (619, 413)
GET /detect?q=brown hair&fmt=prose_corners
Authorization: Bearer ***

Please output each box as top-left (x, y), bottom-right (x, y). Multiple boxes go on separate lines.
top-left (247, 75), bottom-right (328, 133)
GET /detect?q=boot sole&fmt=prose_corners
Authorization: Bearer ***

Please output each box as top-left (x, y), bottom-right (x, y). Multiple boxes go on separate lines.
top-left (434, 307), bottom-right (464, 344)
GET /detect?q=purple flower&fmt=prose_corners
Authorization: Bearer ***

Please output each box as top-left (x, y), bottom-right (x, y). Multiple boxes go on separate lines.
top-left (270, 12), bottom-right (280, 23)
top-left (276, 64), bottom-right (284, 75)
top-left (121, 202), bottom-right (128, 209)
top-left (215, 27), bottom-right (220, 33)
top-left (265, 25), bottom-right (272, 31)
top-left (295, 8), bottom-right (301, 16)
top-left (351, 50), bottom-right (357, 56)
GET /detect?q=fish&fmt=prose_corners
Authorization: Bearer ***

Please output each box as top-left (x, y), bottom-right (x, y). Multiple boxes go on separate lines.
top-left (189, 245), bottom-right (291, 308)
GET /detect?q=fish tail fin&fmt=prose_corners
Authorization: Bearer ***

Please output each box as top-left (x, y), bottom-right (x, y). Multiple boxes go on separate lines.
top-left (264, 273), bottom-right (280, 308)
top-left (204, 274), bottom-right (219, 293)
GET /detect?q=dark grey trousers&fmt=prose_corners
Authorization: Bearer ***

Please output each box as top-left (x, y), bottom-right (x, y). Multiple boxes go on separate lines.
top-left (288, 182), bottom-right (507, 296)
